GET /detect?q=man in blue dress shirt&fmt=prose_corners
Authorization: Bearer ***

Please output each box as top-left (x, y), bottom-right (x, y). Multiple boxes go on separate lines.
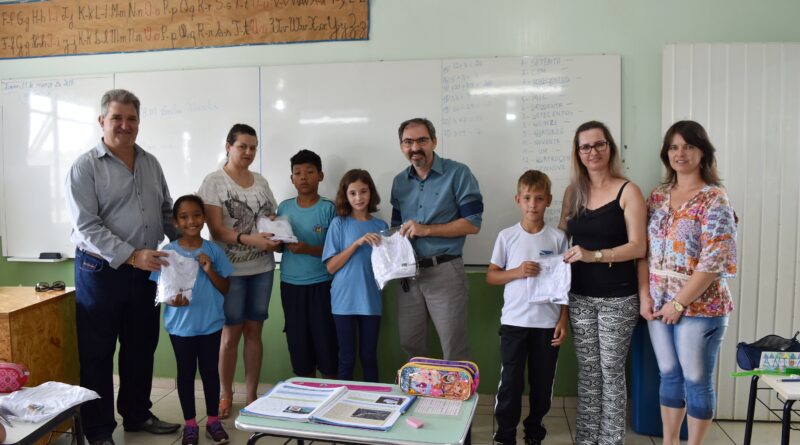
top-left (391, 117), bottom-right (484, 361)
top-left (65, 89), bottom-right (180, 445)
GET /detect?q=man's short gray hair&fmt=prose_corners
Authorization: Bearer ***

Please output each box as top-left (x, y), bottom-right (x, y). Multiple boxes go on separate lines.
top-left (100, 89), bottom-right (140, 118)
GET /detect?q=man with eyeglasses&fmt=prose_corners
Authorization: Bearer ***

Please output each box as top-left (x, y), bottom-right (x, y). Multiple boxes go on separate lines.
top-left (65, 89), bottom-right (180, 445)
top-left (391, 117), bottom-right (483, 361)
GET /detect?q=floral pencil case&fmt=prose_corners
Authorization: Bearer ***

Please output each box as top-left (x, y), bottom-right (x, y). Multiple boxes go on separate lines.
top-left (397, 357), bottom-right (479, 401)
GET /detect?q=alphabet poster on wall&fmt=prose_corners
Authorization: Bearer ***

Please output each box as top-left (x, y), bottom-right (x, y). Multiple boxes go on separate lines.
top-left (0, 0), bottom-right (369, 59)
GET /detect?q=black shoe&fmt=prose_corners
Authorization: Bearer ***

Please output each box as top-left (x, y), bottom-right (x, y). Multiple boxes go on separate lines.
top-left (124, 415), bottom-right (181, 434)
top-left (89, 438), bottom-right (115, 445)
top-left (524, 438), bottom-right (542, 445)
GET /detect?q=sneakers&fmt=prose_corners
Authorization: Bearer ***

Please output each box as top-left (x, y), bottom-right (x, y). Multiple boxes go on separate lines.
top-left (206, 421), bottom-right (230, 445)
top-left (182, 425), bottom-right (199, 445)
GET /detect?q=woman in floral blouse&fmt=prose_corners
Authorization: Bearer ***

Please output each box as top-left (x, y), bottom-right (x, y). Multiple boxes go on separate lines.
top-left (638, 120), bottom-right (737, 445)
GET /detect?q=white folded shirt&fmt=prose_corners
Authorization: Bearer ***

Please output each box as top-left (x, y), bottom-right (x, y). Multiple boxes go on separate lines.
top-left (526, 255), bottom-right (571, 305)
top-left (0, 382), bottom-right (99, 423)
top-left (371, 231), bottom-right (417, 289)
top-left (257, 216), bottom-right (298, 243)
top-left (155, 252), bottom-right (198, 305)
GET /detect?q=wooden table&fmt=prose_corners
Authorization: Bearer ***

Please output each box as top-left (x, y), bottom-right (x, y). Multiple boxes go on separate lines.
top-left (0, 287), bottom-right (79, 386)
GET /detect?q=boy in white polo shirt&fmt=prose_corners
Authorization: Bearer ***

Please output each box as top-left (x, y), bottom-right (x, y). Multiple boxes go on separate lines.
top-left (486, 170), bottom-right (569, 445)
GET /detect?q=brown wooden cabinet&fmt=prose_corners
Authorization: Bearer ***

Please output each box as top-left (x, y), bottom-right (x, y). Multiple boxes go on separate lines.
top-left (0, 287), bottom-right (79, 386)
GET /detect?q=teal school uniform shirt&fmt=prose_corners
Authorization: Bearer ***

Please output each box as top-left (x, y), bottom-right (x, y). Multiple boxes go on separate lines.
top-left (150, 239), bottom-right (234, 336)
top-left (276, 197), bottom-right (336, 285)
top-left (321, 215), bottom-right (388, 316)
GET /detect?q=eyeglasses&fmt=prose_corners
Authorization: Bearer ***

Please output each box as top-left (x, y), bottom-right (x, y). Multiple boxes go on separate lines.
top-left (35, 281), bottom-right (66, 292)
top-left (577, 141), bottom-right (609, 154)
top-left (401, 137), bottom-right (431, 148)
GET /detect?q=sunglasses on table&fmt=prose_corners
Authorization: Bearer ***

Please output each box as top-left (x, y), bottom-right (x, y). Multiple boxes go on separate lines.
top-left (35, 281), bottom-right (66, 292)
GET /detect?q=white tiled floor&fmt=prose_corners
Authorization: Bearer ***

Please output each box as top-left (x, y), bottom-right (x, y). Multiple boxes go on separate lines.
top-left (61, 378), bottom-right (788, 445)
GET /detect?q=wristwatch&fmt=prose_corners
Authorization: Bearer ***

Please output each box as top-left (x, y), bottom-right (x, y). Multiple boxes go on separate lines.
top-left (594, 250), bottom-right (603, 263)
top-left (671, 299), bottom-right (686, 312)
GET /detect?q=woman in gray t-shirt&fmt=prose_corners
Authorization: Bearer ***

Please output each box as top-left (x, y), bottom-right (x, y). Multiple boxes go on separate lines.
top-left (197, 123), bottom-right (279, 416)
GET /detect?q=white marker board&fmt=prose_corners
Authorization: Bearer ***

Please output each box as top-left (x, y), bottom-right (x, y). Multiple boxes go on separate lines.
top-left (260, 56), bottom-right (620, 264)
top-left (2, 56), bottom-right (620, 264)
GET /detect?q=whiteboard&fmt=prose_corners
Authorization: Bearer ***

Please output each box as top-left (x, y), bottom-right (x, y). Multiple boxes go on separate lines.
top-left (663, 43), bottom-right (800, 421)
top-left (443, 56), bottom-right (620, 263)
top-left (115, 67), bottom-right (261, 216)
top-left (0, 68), bottom-right (259, 259)
top-left (260, 60), bottom-right (442, 234)
top-left (260, 56), bottom-right (620, 264)
top-left (1, 75), bottom-right (113, 259)
top-left (1, 56), bottom-right (620, 263)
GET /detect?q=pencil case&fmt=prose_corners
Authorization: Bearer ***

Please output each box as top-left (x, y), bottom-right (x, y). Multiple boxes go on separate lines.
top-left (0, 362), bottom-right (29, 393)
top-left (396, 357), bottom-right (479, 400)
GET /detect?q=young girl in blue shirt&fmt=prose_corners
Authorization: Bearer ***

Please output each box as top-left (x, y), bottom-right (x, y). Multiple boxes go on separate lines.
top-left (150, 195), bottom-right (234, 445)
top-left (322, 169), bottom-right (388, 382)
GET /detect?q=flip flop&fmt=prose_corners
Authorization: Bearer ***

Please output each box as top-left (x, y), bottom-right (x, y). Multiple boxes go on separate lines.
top-left (219, 398), bottom-right (233, 419)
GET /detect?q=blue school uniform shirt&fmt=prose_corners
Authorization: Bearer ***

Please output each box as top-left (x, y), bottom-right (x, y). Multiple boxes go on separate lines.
top-left (276, 197), bottom-right (336, 285)
top-left (321, 215), bottom-right (388, 316)
top-left (150, 239), bottom-right (234, 337)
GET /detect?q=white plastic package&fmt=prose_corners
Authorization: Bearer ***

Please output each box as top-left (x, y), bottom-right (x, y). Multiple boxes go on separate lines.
top-left (526, 255), bottom-right (571, 305)
top-left (371, 229), bottom-right (417, 289)
top-left (0, 382), bottom-right (99, 423)
top-left (257, 216), bottom-right (298, 243)
top-left (154, 252), bottom-right (198, 305)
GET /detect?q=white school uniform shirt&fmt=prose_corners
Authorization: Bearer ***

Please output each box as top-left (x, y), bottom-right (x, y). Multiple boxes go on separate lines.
top-left (489, 223), bottom-right (569, 328)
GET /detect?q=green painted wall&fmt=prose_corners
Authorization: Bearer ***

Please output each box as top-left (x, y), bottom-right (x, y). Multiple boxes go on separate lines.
top-left (2, 0), bottom-right (800, 395)
top-left (0, 239), bottom-right (577, 394)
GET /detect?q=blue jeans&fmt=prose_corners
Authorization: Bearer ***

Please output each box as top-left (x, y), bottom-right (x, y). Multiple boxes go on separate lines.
top-left (648, 315), bottom-right (729, 419)
top-left (332, 315), bottom-right (381, 382)
top-left (224, 270), bottom-right (274, 325)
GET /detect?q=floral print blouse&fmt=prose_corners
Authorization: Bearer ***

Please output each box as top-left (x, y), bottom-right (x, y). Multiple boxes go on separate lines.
top-left (646, 184), bottom-right (737, 317)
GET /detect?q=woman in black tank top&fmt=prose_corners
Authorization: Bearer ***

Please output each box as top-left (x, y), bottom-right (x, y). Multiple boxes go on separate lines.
top-left (558, 121), bottom-right (647, 445)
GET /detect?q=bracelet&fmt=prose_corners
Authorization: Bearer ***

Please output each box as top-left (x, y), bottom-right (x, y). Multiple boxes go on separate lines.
top-left (608, 248), bottom-right (615, 268)
top-left (237, 232), bottom-right (244, 245)
top-left (128, 250), bottom-right (137, 267)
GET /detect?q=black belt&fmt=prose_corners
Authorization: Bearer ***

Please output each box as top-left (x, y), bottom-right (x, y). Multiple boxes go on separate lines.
top-left (418, 254), bottom-right (460, 269)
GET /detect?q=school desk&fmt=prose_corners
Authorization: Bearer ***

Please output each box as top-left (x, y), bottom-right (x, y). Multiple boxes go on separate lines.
top-left (743, 374), bottom-right (800, 445)
top-left (0, 399), bottom-right (84, 445)
top-left (235, 377), bottom-right (477, 445)
top-left (0, 287), bottom-right (79, 386)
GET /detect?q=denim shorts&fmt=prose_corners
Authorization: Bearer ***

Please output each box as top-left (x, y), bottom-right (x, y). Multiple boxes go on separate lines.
top-left (648, 315), bottom-right (728, 419)
top-left (224, 269), bottom-right (275, 325)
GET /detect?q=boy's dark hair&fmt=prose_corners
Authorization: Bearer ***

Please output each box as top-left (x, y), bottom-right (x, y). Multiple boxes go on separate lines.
top-left (290, 149), bottom-right (322, 172)
top-left (335, 169), bottom-right (381, 216)
top-left (172, 195), bottom-right (206, 218)
top-left (518, 170), bottom-right (552, 195)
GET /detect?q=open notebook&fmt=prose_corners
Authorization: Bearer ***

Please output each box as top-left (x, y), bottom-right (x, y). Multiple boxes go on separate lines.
top-left (241, 382), bottom-right (415, 431)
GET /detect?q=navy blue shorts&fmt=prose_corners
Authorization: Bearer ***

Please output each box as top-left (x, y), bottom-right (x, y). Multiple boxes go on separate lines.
top-left (280, 281), bottom-right (339, 376)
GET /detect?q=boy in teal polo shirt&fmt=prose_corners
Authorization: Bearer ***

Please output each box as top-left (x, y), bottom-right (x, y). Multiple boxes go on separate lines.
top-left (277, 149), bottom-right (338, 378)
